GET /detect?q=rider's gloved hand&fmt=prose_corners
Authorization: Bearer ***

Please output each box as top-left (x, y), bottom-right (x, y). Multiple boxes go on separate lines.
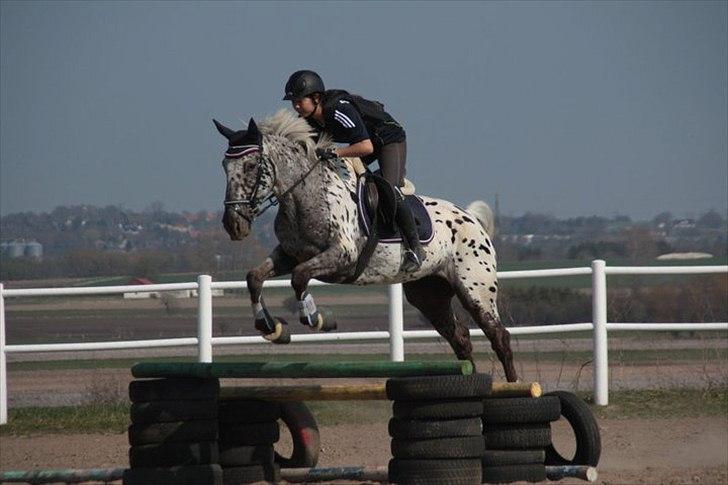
top-left (315, 147), bottom-right (338, 161)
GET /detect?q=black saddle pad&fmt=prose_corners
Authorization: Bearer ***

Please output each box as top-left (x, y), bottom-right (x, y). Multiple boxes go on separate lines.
top-left (356, 179), bottom-right (434, 244)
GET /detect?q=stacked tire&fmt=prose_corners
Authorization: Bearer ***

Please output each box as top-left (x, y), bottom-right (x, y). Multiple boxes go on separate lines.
top-left (217, 399), bottom-right (282, 484)
top-left (543, 391), bottom-right (601, 468)
top-left (386, 374), bottom-right (492, 485)
top-left (480, 395), bottom-right (561, 483)
top-left (124, 378), bottom-right (222, 485)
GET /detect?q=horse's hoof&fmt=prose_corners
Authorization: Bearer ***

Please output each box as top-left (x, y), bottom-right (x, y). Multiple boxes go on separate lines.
top-left (262, 319), bottom-right (291, 344)
top-left (314, 312), bottom-right (337, 332)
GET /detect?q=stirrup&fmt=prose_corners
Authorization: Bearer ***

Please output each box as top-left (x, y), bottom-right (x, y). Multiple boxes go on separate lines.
top-left (400, 249), bottom-right (422, 272)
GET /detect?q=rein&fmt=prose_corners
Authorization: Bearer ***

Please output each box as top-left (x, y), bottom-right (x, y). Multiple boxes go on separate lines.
top-left (224, 144), bottom-right (324, 220)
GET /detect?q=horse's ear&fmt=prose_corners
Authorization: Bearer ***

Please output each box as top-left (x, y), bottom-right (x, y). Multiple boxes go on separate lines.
top-left (247, 118), bottom-right (262, 144)
top-left (213, 119), bottom-right (236, 140)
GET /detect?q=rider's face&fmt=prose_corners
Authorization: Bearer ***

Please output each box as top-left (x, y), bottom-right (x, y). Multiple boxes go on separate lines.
top-left (292, 96), bottom-right (316, 118)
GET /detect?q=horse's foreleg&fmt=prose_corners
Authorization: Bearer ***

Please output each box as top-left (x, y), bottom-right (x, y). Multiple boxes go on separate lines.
top-left (290, 248), bottom-right (347, 332)
top-left (247, 246), bottom-right (297, 343)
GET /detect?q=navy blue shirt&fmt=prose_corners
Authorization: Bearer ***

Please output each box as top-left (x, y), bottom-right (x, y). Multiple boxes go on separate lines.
top-left (309, 90), bottom-right (406, 165)
top-left (315, 98), bottom-right (370, 145)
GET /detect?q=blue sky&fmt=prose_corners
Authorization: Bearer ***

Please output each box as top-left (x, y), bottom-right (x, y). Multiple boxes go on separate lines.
top-left (1, 1), bottom-right (726, 219)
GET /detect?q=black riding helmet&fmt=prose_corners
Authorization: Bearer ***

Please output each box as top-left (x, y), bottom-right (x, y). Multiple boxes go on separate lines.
top-left (283, 70), bottom-right (325, 101)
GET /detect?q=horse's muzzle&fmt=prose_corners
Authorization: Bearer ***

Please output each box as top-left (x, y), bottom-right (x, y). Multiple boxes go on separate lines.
top-left (222, 206), bottom-right (251, 240)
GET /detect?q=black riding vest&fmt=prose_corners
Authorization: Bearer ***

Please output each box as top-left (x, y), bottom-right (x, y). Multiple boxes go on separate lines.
top-left (321, 90), bottom-right (406, 147)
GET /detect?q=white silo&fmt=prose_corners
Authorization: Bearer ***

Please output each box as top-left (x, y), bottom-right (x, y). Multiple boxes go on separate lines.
top-left (6, 241), bottom-right (25, 258)
top-left (24, 241), bottom-right (43, 259)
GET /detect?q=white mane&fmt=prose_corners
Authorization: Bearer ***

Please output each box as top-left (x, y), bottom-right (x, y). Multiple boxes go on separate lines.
top-left (258, 109), bottom-right (332, 161)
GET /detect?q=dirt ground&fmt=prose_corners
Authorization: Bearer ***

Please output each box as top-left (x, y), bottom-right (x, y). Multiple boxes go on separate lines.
top-left (1, 360), bottom-right (727, 484)
top-left (1, 417), bottom-right (726, 484)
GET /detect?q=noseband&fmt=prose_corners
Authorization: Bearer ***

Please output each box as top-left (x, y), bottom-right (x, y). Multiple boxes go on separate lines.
top-left (223, 144), bottom-right (325, 221)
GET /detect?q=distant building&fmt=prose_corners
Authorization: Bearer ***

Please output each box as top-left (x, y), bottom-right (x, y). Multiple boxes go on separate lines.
top-left (23, 241), bottom-right (43, 259)
top-left (0, 240), bottom-right (43, 260)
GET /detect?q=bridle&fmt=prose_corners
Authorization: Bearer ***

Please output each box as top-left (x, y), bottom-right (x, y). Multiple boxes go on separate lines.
top-left (223, 143), bottom-right (325, 222)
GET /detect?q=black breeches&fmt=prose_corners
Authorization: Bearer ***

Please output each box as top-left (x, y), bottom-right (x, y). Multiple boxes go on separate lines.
top-left (378, 141), bottom-right (407, 188)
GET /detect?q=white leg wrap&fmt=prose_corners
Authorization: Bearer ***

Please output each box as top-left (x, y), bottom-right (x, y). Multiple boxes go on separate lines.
top-left (252, 301), bottom-right (265, 320)
top-left (299, 293), bottom-right (318, 320)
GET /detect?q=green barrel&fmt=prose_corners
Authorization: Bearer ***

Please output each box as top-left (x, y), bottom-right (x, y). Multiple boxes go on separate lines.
top-left (131, 360), bottom-right (473, 379)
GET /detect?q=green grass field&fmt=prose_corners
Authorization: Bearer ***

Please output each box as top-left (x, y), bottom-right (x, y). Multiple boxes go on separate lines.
top-left (53, 256), bottom-right (727, 290)
top-left (7, 346), bottom-right (727, 372)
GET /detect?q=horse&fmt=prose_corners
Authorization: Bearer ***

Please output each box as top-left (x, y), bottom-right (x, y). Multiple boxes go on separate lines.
top-left (214, 110), bottom-right (517, 382)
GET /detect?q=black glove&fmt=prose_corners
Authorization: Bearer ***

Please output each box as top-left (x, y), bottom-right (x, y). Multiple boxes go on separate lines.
top-left (315, 147), bottom-right (338, 160)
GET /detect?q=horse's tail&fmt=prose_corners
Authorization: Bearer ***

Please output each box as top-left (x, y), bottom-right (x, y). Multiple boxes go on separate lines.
top-left (466, 200), bottom-right (496, 237)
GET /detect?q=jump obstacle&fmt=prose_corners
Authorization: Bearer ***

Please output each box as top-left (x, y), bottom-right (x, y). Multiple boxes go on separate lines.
top-left (129, 360), bottom-right (475, 379)
top-left (273, 465), bottom-right (595, 483)
top-left (0, 360), bottom-right (598, 484)
top-left (0, 465), bottom-right (598, 483)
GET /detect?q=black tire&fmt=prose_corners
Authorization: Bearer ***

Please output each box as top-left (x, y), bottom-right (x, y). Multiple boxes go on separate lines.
top-left (219, 444), bottom-right (274, 467)
top-left (129, 441), bottom-right (218, 468)
top-left (131, 400), bottom-right (217, 424)
top-left (482, 450), bottom-right (545, 466)
top-left (122, 464), bottom-right (222, 485)
top-left (386, 374), bottom-right (492, 401)
top-left (274, 401), bottom-right (320, 468)
top-left (218, 399), bottom-right (281, 423)
top-left (482, 396), bottom-right (561, 424)
top-left (218, 421), bottom-right (280, 446)
top-left (483, 423), bottom-right (551, 449)
top-left (389, 417), bottom-right (482, 439)
top-left (482, 464), bottom-right (547, 483)
top-left (393, 399), bottom-right (483, 420)
top-left (222, 464), bottom-right (280, 485)
top-left (128, 420), bottom-right (218, 446)
top-left (389, 458), bottom-right (482, 484)
top-left (129, 378), bottom-right (220, 403)
top-left (391, 436), bottom-right (485, 459)
top-left (544, 390), bottom-right (601, 466)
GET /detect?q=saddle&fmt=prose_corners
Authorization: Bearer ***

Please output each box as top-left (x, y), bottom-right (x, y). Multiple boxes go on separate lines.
top-left (356, 174), bottom-right (434, 244)
top-left (342, 158), bottom-right (433, 283)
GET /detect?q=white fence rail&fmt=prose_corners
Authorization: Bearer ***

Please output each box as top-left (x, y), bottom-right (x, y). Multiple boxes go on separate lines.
top-left (1, 260), bottom-right (726, 424)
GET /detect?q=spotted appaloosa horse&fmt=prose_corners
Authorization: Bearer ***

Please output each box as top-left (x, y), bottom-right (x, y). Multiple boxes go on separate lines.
top-left (215, 110), bottom-right (517, 381)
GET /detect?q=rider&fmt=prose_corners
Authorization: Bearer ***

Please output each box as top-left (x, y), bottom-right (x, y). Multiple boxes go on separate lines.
top-left (283, 69), bottom-right (424, 272)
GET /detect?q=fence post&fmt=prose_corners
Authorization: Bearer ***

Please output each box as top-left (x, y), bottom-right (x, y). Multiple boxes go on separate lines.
top-left (592, 260), bottom-right (609, 405)
top-left (0, 283), bottom-right (7, 424)
top-left (388, 284), bottom-right (405, 362)
top-left (197, 275), bottom-right (213, 363)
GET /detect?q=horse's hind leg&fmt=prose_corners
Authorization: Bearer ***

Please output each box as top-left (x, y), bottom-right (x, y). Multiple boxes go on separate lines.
top-left (403, 275), bottom-right (474, 365)
top-left (452, 273), bottom-right (517, 382)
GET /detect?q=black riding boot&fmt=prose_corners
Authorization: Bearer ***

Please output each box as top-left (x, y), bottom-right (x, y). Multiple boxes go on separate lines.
top-left (396, 201), bottom-right (425, 272)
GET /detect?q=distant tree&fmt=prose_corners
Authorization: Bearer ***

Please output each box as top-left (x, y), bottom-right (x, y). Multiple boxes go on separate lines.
top-left (620, 226), bottom-right (663, 262)
top-left (132, 251), bottom-right (170, 280)
top-left (146, 201), bottom-right (165, 215)
top-left (652, 211), bottom-right (674, 225)
top-left (567, 241), bottom-right (627, 259)
top-left (697, 210), bottom-right (725, 229)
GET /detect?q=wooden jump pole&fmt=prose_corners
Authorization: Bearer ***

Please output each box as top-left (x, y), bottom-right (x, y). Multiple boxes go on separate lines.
top-left (279, 465), bottom-right (597, 483)
top-left (0, 468), bottom-right (126, 483)
top-left (131, 360), bottom-right (473, 379)
top-left (280, 465), bottom-right (388, 483)
top-left (492, 381), bottom-right (542, 398)
top-left (219, 381), bottom-right (541, 401)
top-left (0, 465), bottom-right (597, 484)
